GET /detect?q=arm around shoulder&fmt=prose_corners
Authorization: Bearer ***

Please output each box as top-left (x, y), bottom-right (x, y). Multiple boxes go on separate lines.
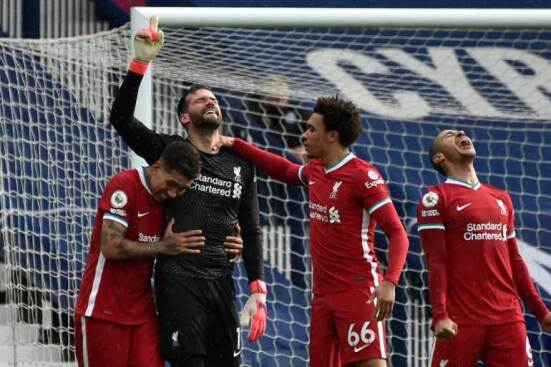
top-left (100, 218), bottom-right (161, 260)
top-left (100, 218), bottom-right (206, 260)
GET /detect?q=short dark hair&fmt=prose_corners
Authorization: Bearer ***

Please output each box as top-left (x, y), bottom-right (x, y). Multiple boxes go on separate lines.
top-left (429, 138), bottom-right (446, 176)
top-left (160, 141), bottom-right (201, 180)
top-left (313, 96), bottom-right (362, 147)
top-left (176, 84), bottom-right (212, 116)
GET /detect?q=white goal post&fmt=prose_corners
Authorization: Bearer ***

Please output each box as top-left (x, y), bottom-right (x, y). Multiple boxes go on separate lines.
top-left (0, 7), bottom-right (550, 367)
top-left (132, 7), bottom-right (551, 27)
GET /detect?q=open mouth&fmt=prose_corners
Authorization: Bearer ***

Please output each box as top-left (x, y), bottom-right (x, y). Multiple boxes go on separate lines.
top-left (202, 108), bottom-right (217, 117)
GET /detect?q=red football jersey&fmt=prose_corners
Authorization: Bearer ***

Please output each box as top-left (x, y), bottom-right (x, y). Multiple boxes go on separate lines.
top-left (417, 177), bottom-right (524, 325)
top-left (75, 168), bottom-right (164, 325)
top-left (299, 152), bottom-right (392, 295)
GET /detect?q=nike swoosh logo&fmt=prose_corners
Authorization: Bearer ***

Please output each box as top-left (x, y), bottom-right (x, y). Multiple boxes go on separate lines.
top-left (354, 344), bottom-right (369, 353)
top-left (233, 349), bottom-right (241, 357)
top-left (309, 181), bottom-right (316, 185)
top-left (456, 203), bottom-right (471, 211)
top-left (137, 212), bottom-right (149, 217)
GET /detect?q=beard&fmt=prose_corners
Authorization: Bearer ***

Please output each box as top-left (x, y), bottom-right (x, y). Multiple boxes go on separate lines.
top-left (189, 109), bottom-right (221, 132)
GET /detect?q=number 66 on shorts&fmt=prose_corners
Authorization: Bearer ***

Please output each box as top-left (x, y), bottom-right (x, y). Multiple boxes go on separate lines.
top-left (309, 287), bottom-right (387, 367)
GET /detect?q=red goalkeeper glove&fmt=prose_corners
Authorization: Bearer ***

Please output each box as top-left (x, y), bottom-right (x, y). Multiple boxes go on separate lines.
top-left (239, 280), bottom-right (267, 342)
top-left (130, 16), bottom-right (164, 75)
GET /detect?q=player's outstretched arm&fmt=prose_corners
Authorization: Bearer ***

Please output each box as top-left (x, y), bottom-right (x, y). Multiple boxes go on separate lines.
top-left (100, 218), bottom-right (205, 260)
top-left (220, 137), bottom-right (303, 186)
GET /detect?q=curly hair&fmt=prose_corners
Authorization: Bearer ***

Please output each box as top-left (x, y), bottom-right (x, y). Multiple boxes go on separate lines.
top-left (313, 96), bottom-right (362, 147)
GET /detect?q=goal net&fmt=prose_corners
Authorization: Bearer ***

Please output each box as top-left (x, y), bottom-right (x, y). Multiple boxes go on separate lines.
top-left (1, 8), bottom-right (550, 366)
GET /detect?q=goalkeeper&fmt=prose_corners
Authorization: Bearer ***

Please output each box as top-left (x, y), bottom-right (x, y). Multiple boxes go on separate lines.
top-left (110, 17), bottom-right (267, 367)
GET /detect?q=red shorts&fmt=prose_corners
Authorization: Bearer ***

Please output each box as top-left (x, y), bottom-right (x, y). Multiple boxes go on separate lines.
top-left (309, 287), bottom-right (387, 367)
top-left (430, 321), bottom-right (533, 367)
top-left (74, 316), bottom-right (163, 367)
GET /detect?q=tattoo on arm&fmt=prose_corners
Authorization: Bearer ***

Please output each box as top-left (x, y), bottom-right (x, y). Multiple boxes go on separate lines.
top-left (101, 220), bottom-right (126, 249)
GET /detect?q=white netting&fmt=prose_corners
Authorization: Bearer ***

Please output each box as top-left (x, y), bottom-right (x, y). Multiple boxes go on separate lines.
top-left (0, 23), bottom-right (550, 366)
top-left (0, 29), bottom-right (130, 365)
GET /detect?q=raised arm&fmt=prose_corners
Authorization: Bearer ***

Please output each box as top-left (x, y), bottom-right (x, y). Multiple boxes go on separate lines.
top-left (110, 71), bottom-right (168, 164)
top-left (109, 16), bottom-right (168, 164)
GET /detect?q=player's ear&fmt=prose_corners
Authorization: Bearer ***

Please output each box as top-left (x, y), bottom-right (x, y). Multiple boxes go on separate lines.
top-left (327, 130), bottom-right (339, 143)
top-left (179, 113), bottom-right (190, 127)
top-left (432, 152), bottom-right (445, 165)
top-left (151, 160), bottom-right (162, 171)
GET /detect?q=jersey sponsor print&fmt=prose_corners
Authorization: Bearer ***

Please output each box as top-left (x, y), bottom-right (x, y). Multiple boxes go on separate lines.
top-left (298, 152), bottom-right (392, 295)
top-left (417, 177), bottom-right (524, 325)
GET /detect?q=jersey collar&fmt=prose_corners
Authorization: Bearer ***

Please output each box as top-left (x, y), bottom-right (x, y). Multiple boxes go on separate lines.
top-left (137, 167), bottom-right (154, 196)
top-left (324, 151), bottom-right (355, 174)
top-left (445, 176), bottom-right (481, 190)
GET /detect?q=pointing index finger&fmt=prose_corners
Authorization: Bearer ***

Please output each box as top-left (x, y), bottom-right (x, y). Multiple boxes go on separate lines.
top-left (150, 16), bottom-right (159, 31)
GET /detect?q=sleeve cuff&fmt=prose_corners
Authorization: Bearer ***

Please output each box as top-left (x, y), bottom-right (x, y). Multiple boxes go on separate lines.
top-left (383, 275), bottom-right (399, 286)
top-left (129, 59), bottom-right (150, 75)
top-left (534, 305), bottom-right (550, 323)
top-left (431, 312), bottom-right (449, 329)
top-left (250, 279), bottom-right (267, 295)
